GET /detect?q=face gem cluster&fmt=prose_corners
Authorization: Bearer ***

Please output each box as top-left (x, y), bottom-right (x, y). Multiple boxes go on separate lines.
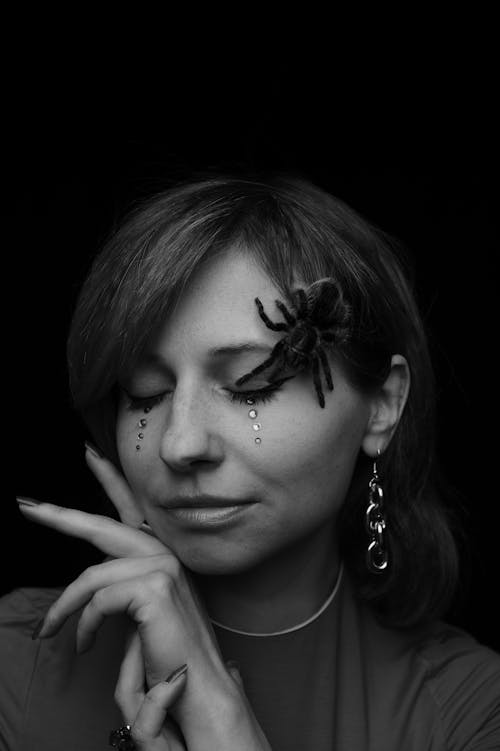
top-left (246, 398), bottom-right (261, 445)
top-left (135, 409), bottom-right (151, 450)
top-left (134, 400), bottom-right (263, 452)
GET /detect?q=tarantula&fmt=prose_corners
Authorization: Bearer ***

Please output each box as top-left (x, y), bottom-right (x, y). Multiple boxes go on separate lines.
top-left (235, 279), bottom-right (352, 408)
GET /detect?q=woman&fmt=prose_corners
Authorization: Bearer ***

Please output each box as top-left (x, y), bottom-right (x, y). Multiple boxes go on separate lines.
top-left (4, 171), bottom-right (500, 750)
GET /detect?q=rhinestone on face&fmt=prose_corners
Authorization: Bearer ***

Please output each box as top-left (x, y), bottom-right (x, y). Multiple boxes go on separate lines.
top-left (139, 418), bottom-right (147, 427)
top-left (136, 445), bottom-right (141, 450)
top-left (138, 433), bottom-right (144, 439)
top-left (144, 406), bottom-right (152, 414)
top-left (252, 423), bottom-right (261, 431)
top-left (255, 437), bottom-right (261, 444)
top-left (246, 398), bottom-right (255, 405)
top-left (248, 409), bottom-right (258, 419)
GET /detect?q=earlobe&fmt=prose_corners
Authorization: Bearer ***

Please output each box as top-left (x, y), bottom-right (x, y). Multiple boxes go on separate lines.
top-left (361, 354), bottom-right (411, 457)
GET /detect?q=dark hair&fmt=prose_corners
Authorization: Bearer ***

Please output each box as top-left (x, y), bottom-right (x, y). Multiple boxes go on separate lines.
top-left (67, 169), bottom-right (465, 629)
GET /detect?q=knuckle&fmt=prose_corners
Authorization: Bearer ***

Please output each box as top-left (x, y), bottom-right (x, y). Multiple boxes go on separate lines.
top-left (113, 684), bottom-right (135, 718)
top-left (89, 588), bottom-right (105, 610)
top-left (153, 553), bottom-right (182, 578)
top-left (165, 554), bottom-right (182, 577)
top-left (80, 564), bottom-right (98, 585)
top-left (113, 685), bottom-right (126, 710)
top-left (147, 569), bottom-right (175, 596)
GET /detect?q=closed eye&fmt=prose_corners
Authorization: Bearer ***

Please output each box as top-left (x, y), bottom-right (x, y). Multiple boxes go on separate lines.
top-left (226, 385), bottom-right (281, 405)
top-left (121, 375), bottom-right (295, 412)
top-left (226, 375), bottom-right (295, 405)
top-left (122, 390), bottom-right (166, 412)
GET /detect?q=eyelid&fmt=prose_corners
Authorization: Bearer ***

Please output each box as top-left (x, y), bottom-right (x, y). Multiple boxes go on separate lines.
top-left (227, 374), bottom-right (295, 401)
top-left (121, 388), bottom-right (168, 412)
top-left (121, 386), bottom-right (168, 398)
top-left (121, 374), bottom-right (295, 411)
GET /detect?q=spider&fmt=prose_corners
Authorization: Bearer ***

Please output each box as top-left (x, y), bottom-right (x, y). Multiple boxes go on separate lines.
top-left (235, 280), bottom-right (351, 408)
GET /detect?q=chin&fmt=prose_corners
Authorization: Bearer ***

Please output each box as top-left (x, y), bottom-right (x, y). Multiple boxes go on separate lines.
top-left (176, 545), bottom-right (260, 577)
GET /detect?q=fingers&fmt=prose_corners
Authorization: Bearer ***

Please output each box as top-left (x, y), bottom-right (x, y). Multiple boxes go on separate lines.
top-left (37, 558), bottom-right (175, 639)
top-left (115, 632), bottom-right (188, 751)
top-left (84, 444), bottom-right (144, 528)
top-left (131, 665), bottom-right (188, 747)
top-left (17, 501), bottom-right (168, 558)
top-left (115, 630), bottom-right (146, 721)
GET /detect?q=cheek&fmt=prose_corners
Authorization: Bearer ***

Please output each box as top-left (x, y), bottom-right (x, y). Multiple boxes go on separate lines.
top-left (116, 411), bottom-right (155, 486)
top-left (258, 395), bottom-right (367, 499)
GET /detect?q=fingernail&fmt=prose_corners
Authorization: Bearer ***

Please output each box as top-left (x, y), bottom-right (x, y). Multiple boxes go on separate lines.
top-left (17, 497), bottom-right (42, 508)
top-left (32, 618), bottom-right (45, 640)
top-left (84, 441), bottom-right (104, 459)
top-left (165, 663), bottom-right (188, 683)
top-left (139, 521), bottom-right (155, 536)
top-left (75, 635), bottom-right (94, 655)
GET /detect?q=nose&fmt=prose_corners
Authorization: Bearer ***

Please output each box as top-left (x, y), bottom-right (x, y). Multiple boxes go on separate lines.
top-left (159, 384), bottom-right (224, 471)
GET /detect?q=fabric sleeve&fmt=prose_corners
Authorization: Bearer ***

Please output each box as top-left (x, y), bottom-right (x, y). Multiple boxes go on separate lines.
top-left (0, 587), bottom-right (62, 751)
top-left (419, 626), bottom-right (500, 750)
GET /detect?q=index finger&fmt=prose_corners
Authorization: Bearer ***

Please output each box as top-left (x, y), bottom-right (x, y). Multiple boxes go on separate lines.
top-left (17, 501), bottom-right (169, 558)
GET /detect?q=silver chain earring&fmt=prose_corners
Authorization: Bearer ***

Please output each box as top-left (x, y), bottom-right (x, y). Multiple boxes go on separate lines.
top-left (365, 450), bottom-right (389, 573)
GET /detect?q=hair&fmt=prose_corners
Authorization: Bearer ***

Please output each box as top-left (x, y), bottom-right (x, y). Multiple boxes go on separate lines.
top-left (66, 168), bottom-right (467, 630)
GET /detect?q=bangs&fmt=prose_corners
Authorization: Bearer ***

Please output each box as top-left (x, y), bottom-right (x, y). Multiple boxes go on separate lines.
top-left (69, 182), bottom-right (339, 405)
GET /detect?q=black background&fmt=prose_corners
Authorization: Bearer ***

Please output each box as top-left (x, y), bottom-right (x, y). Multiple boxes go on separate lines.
top-left (10, 40), bottom-right (498, 652)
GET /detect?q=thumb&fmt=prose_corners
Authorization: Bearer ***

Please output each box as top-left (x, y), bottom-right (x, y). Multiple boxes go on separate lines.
top-left (226, 660), bottom-right (244, 688)
top-left (129, 665), bottom-right (188, 749)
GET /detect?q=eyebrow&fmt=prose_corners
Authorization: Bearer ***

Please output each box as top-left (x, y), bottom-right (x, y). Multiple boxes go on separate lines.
top-left (141, 341), bottom-right (273, 369)
top-left (207, 341), bottom-right (273, 357)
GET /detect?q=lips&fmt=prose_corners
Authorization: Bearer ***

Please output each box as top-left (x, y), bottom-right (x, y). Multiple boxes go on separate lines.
top-left (163, 494), bottom-right (255, 509)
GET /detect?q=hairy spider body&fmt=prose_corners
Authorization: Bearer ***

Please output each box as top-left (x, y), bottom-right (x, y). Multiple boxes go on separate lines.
top-left (235, 281), bottom-right (351, 408)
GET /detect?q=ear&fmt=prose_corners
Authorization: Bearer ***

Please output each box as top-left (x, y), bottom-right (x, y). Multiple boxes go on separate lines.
top-left (361, 354), bottom-right (410, 457)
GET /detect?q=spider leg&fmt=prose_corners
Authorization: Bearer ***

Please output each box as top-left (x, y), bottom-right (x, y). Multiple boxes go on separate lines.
top-left (311, 353), bottom-right (326, 408)
top-left (234, 339), bottom-right (287, 386)
top-left (317, 346), bottom-right (334, 391)
top-left (266, 353), bottom-right (289, 382)
top-left (255, 298), bottom-right (288, 332)
top-left (274, 299), bottom-right (296, 327)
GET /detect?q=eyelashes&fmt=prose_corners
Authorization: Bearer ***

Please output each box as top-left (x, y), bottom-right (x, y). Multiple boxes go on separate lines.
top-left (228, 383), bottom-right (282, 405)
top-left (123, 392), bottom-right (166, 412)
top-left (122, 380), bottom-right (290, 413)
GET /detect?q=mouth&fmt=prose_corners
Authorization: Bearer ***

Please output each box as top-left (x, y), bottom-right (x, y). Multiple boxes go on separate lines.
top-left (163, 494), bottom-right (256, 509)
top-left (159, 496), bottom-right (257, 529)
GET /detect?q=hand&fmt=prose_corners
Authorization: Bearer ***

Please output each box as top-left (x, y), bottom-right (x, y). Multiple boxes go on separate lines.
top-left (115, 630), bottom-right (246, 750)
top-left (116, 629), bottom-right (188, 750)
top-left (17, 445), bottom-right (272, 750)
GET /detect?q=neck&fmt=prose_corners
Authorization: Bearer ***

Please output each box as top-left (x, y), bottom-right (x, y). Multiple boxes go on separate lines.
top-left (191, 518), bottom-right (340, 634)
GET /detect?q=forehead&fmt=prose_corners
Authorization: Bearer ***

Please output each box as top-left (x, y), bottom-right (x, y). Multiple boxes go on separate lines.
top-left (152, 249), bottom-right (288, 358)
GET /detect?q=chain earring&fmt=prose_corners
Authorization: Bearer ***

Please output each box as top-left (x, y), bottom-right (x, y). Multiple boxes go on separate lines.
top-left (365, 449), bottom-right (389, 573)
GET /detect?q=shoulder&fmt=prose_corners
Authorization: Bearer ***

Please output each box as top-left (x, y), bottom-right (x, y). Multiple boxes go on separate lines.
top-left (416, 620), bottom-right (500, 677)
top-left (353, 591), bottom-right (500, 750)
top-left (415, 622), bottom-right (500, 749)
top-left (0, 586), bottom-right (64, 749)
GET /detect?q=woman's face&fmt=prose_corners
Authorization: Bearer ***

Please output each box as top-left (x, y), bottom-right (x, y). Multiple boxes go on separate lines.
top-left (116, 248), bottom-right (373, 574)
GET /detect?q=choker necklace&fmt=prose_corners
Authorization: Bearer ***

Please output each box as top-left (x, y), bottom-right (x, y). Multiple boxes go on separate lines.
top-left (209, 560), bottom-right (344, 637)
